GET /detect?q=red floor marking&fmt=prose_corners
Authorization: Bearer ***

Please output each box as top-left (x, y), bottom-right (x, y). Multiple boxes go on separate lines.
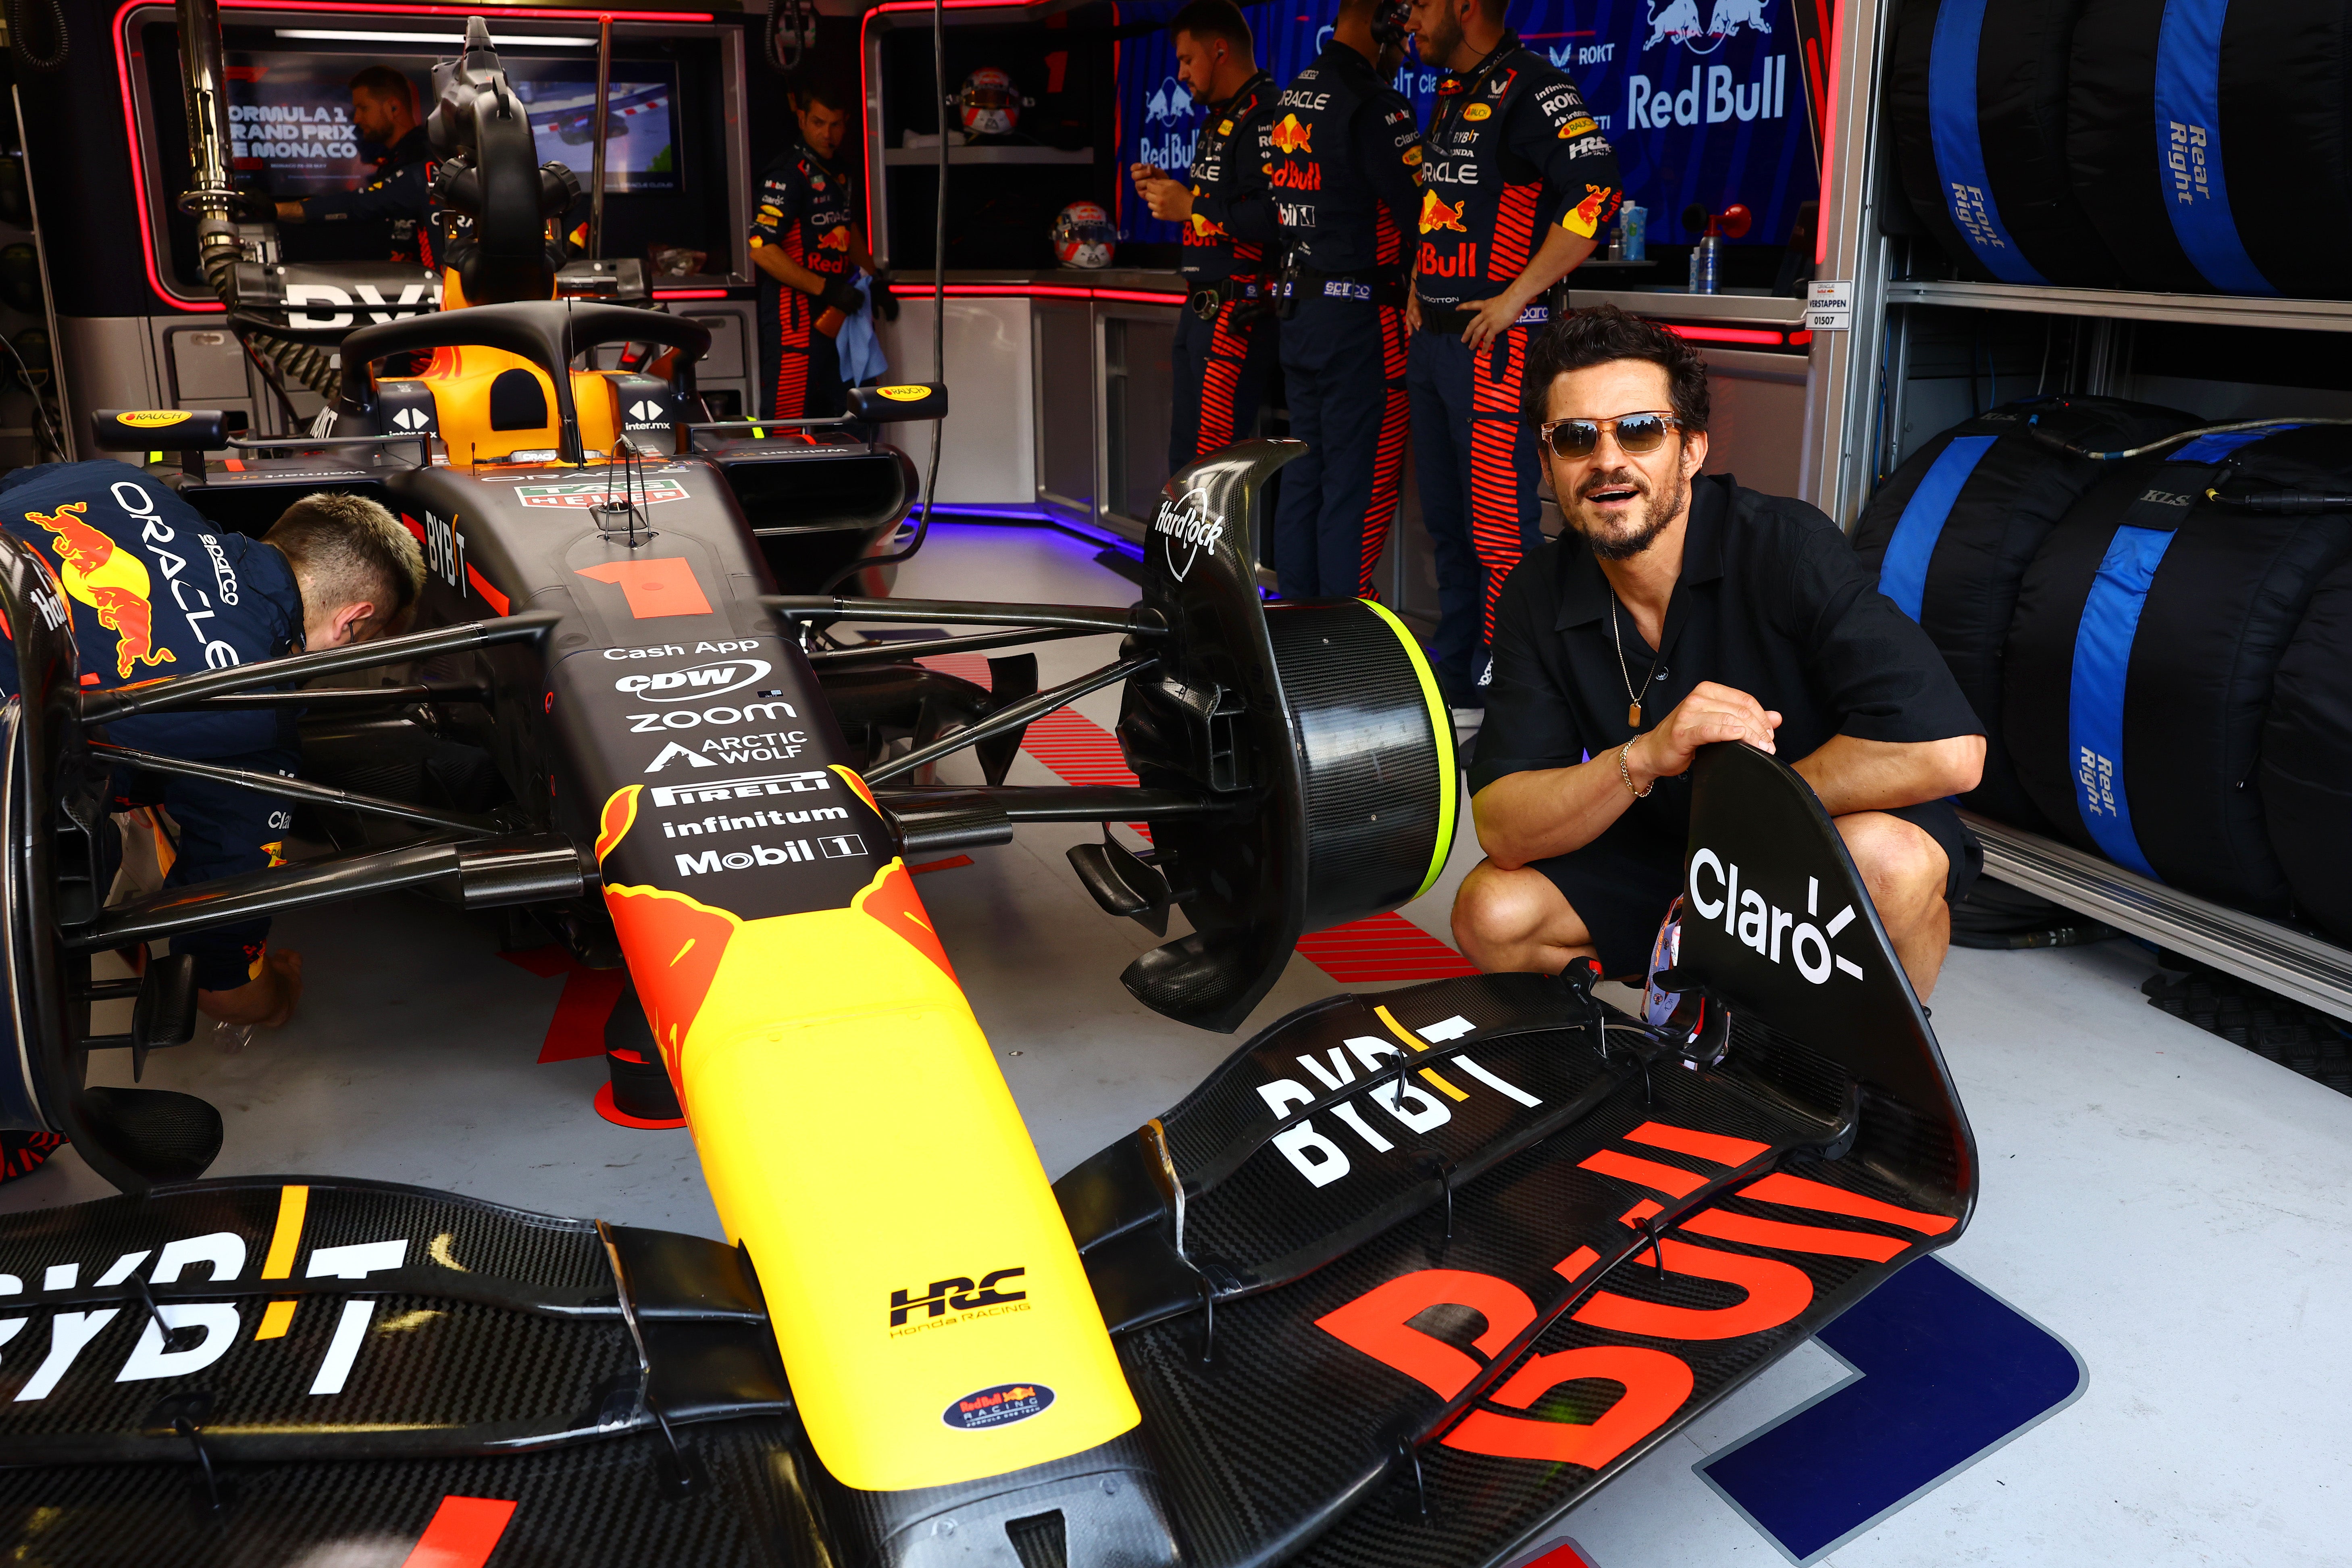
top-left (497, 945), bottom-right (570, 981)
top-left (399, 1496), bottom-right (517, 1568)
top-left (499, 947), bottom-right (629, 1063)
top-left (918, 654), bottom-right (1475, 984)
top-left (1298, 913), bottom-right (1478, 981)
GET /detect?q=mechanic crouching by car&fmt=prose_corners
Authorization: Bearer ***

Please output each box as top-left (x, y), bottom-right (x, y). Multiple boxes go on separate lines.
top-left (0, 464), bottom-right (424, 1031)
top-left (1449, 307), bottom-right (1986, 1000)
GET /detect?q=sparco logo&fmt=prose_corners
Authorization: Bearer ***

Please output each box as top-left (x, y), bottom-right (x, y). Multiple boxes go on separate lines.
top-left (1153, 487), bottom-right (1222, 581)
top-left (889, 1267), bottom-right (1028, 1328)
top-left (615, 659), bottom-right (772, 701)
top-left (1686, 849), bottom-right (1863, 985)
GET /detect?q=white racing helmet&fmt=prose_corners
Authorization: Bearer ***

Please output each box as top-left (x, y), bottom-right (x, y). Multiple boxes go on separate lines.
top-left (958, 67), bottom-right (1023, 137)
top-left (1053, 201), bottom-right (1116, 269)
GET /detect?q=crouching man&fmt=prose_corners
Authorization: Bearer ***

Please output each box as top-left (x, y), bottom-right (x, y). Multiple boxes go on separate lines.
top-left (0, 464), bottom-right (423, 1031)
top-left (1450, 306), bottom-right (1986, 998)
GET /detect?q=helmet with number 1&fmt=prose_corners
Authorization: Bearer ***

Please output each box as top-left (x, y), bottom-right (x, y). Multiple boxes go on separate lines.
top-left (959, 67), bottom-right (1021, 137)
top-left (1052, 202), bottom-right (1116, 269)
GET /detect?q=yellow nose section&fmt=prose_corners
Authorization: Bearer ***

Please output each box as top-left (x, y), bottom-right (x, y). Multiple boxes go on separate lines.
top-left (599, 780), bottom-right (1138, 1491)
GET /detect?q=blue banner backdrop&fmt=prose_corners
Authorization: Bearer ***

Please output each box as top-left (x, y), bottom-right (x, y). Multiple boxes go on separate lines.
top-left (1116, 0), bottom-right (1817, 254)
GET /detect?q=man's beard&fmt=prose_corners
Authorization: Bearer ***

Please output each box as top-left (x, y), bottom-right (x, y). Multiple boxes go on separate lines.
top-left (1568, 464), bottom-right (1688, 561)
top-left (1419, 10), bottom-right (1464, 67)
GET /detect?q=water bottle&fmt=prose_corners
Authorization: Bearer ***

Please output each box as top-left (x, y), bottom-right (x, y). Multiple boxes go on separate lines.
top-left (1688, 229), bottom-right (1720, 294)
top-left (1622, 204), bottom-right (1646, 261)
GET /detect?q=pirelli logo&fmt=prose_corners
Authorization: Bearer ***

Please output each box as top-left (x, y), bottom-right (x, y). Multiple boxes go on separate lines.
top-left (649, 770), bottom-right (830, 809)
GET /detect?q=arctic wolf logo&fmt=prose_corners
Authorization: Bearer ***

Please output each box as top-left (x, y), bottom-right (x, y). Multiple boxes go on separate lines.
top-left (1645, 0), bottom-right (1771, 52)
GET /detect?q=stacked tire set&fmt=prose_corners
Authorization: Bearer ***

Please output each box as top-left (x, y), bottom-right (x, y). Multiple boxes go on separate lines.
top-left (1854, 396), bottom-right (2352, 947)
top-left (1890, 0), bottom-right (2352, 296)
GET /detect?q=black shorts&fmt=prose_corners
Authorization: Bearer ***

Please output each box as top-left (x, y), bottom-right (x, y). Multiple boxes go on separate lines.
top-left (1533, 798), bottom-right (1984, 980)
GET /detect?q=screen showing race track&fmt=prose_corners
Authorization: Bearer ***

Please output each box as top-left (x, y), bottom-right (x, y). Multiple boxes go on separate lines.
top-left (224, 52), bottom-right (681, 197)
top-left (510, 60), bottom-right (683, 194)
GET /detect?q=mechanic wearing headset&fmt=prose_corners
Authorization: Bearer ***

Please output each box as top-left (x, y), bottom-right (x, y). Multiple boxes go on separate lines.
top-left (0, 464), bottom-right (424, 1031)
top-left (273, 65), bottom-right (437, 269)
top-left (1132, 0), bottom-right (1280, 475)
top-left (1267, 0), bottom-right (1421, 600)
top-left (1450, 307), bottom-right (1986, 1000)
top-left (750, 81), bottom-right (895, 422)
top-left (1403, 0), bottom-right (1621, 716)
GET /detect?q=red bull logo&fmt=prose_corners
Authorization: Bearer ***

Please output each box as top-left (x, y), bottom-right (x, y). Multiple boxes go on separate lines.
top-left (1418, 190), bottom-right (1469, 235)
top-left (24, 503), bottom-right (171, 680)
top-left (1270, 114), bottom-right (1312, 156)
top-left (817, 226), bottom-right (852, 253)
top-left (1186, 212), bottom-right (1231, 242)
top-left (1565, 184), bottom-right (1619, 239)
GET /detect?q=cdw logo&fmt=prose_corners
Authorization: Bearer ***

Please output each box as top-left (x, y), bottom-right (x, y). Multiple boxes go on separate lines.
top-left (887, 1267), bottom-right (1027, 1329)
top-left (614, 659), bottom-right (772, 701)
top-left (1315, 1120), bottom-right (1954, 1469)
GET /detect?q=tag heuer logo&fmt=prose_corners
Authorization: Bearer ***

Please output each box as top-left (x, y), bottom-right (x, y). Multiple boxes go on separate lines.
top-left (517, 478), bottom-right (690, 508)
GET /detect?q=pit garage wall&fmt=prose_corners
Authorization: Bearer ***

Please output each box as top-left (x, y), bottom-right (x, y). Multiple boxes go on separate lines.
top-left (875, 282), bottom-right (1810, 624)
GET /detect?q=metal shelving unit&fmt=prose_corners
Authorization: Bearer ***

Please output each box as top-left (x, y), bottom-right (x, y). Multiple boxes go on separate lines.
top-left (1883, 279), bottom-right (2352, 335)
top-left (1801, 0), bottom-right (2352, 1020)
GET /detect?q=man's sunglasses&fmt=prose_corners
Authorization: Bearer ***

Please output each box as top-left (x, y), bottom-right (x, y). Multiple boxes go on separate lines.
top-left (1538, 411), bottom-right (1682, 460)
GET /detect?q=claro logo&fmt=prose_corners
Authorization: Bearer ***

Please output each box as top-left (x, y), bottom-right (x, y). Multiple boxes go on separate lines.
top-left (1686, 849), bottom-right (1864, 985)
top-left (615, 659), bottom-right (772, 701)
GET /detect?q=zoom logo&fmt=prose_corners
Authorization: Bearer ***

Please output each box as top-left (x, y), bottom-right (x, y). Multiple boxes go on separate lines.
top-left (615, 659), bottom-right (773, 702)
top-left (889, 1268), bottom-right (1028, 1332)
top-left (625, 701), bottom-right (797, 733)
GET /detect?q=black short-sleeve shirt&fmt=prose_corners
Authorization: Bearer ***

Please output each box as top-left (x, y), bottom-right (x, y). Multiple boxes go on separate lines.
top-left (1470, 473), bottom-right (1984, 847)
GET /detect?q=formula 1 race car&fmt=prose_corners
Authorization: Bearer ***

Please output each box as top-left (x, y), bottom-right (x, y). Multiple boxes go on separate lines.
top-left (0, 20), bottom-right (1976, 1566)
top-left (0, 409), bottom-right (1979, 1562)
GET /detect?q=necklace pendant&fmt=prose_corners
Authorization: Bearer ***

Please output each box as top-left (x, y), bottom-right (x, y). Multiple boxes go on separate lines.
top-left (1628, 701), bottom-right (1642, 729)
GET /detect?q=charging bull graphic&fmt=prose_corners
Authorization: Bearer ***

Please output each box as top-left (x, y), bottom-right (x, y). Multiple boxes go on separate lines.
top-left (818, 227), bottom-right (852, 254)
top-left (1646, 0), bottom-right (1770, 51)
top-left (23, 502), bottom-right (172, 679)
top-left (1644, 0), bottom-right (1708, 49)
top-left (1271, 114), bottom-right (1313, 155)
top-left (1420, 190), bottom-right (1469, 233)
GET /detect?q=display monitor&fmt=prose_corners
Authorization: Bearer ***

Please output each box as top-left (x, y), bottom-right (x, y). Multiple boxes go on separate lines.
top-left (225, 51), bottom-right (680, 198)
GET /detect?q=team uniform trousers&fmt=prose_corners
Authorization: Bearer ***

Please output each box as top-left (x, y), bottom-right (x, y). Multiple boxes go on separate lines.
top-left (1407, 323), bottom-right (1543, 693)
top-left (759, 273), bottom-right (846, 422)
top-left (1273, 290), bottom-right (1409, 598)
top-left (1169, 299), bottom-right (1279, 475)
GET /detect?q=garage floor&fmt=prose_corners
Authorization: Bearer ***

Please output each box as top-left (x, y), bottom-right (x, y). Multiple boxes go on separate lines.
top-left (11, 521), bottom-right (2349, 1567)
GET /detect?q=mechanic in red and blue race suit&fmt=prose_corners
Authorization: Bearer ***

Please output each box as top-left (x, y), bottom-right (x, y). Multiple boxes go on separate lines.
top-left (0, 466), bottom-right (423, 1035)
top-left (272, 66), bottom-right (438, 269)
top-left (750, 81), bottom-right (893, 421)
top-left (1132, 0), bottom-right (1282, 475)
top-left (1268, 0), bottom-right (1421, 599)
top-left (1404, 0), bottom-right (1621, 711)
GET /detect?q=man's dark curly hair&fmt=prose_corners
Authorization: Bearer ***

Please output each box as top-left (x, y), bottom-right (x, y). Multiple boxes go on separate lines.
top-left (1520, 302), bottom-right (1711, 437)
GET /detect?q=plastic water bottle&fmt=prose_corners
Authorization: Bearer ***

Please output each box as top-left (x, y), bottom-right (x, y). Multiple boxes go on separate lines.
top-left (1688, 230), bottom-right (1720, 294)
top-left (1622, 204), bottom-right (1646, 261)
